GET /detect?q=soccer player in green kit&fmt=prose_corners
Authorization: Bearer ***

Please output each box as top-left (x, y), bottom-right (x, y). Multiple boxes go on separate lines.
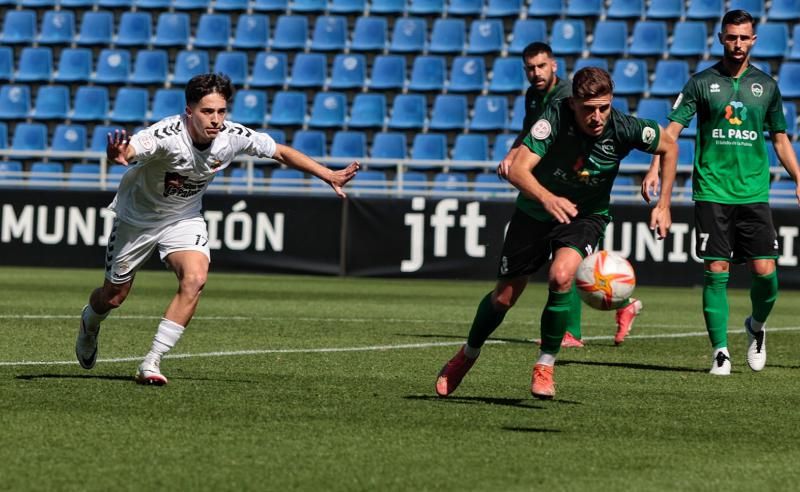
top-left (644, 10), bottom-right (800, 375)
top-left (437, 67), bottom-right (677, 399)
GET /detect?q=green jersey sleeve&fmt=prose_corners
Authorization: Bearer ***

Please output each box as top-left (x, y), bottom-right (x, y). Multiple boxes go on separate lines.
top-left (522, 102), bottom-right (561, 158)
top-left (765, 85), bottom-right (787, 133)
top-left (616, 113), bottom-right (661, 153)
top-left (668, 77), bottom-right (698, 127)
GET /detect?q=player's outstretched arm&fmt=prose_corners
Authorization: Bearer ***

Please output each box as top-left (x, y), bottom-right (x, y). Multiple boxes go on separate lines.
top-left (771, 132), bottom-right (800, 205)
top-left (648, 126), bottom-right (678, 240)
top-left (106, 129), bottom-right (136, 166)
top-left (271, 143), bottom-right (359, 198)
top-left (642, 121), bottom-right (684, 203)
top-left (497, 131), bottom-right (530, 179)
top-left (508, 144), bottom-right (577, 223)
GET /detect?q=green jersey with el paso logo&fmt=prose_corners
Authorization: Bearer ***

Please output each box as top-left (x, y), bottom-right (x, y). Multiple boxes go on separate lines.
top-left (520, 100), bottom-right (660, 222)
top-left (669, 63), bottom-right (786, 203)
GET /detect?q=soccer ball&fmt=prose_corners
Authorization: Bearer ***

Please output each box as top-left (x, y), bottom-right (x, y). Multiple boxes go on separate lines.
top-left (575, 251), bottom-right (636, 310)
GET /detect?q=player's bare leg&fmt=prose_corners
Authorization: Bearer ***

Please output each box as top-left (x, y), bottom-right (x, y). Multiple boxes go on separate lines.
top-left (76, 279), bottom-right (134, 370)
top-left (136, 251), bottom-right (209, 385)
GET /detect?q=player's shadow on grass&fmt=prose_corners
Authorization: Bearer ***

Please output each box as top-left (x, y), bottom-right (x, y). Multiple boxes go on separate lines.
top-left (559, 360), bottom-right (706, 373)
top-left (400, 333), bottom-right (533, 345)
top-left (501, 426), bottom-right (562, 433)
top-left (16, 374), bottom-right (133, 382)
top-left (405, 395), bottom-right (581, 408)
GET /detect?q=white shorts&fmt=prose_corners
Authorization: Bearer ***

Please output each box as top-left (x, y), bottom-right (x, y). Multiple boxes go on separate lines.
top-left (105, 216), bottom-right (211, 284)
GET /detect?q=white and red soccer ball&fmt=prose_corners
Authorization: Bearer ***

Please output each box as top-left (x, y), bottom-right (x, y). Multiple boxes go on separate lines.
top-left (575, 251), bottom-right (636, 310)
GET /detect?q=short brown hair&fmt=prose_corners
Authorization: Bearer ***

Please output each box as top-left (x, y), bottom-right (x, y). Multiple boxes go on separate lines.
top-left (185, 73), bottom-right (234, 106)
top-left (572, 67), bottom-right (614, 99)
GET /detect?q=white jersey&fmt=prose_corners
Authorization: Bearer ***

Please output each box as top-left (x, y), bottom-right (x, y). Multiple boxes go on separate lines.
top-left (109, 114), bottom-right (276, 228)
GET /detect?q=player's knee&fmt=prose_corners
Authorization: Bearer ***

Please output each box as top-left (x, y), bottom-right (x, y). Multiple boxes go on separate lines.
top-left (491, 293), bottom-right (515, 312)
top-left (548, 268), bottom-right (573, 292)
top-left (179, 272), bottom-right (207, 295)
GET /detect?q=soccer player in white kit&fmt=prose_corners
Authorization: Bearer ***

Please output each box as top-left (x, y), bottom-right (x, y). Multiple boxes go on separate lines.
top-left (75, 73), bottom-right (360, 385)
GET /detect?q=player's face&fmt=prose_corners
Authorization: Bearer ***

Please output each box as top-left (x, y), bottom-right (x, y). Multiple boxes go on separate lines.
top-left (718, 23), bottom-right (756, 64)
top-left (186, 92), bottom-right (228, 144)
top-left (523, 53), bottom-right (557, 92)
top-left (570, 94), bottom-right (613, 137)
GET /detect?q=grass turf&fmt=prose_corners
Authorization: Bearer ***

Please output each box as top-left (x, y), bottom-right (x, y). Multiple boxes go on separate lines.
top-left (1, 266), bottom-right (800, 491)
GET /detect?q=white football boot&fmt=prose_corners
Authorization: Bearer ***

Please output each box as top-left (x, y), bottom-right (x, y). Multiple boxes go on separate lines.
top-left (135, 358), bottom-right (168, 386)
top-left (744, 317), bottom-right (766, 372)
top-left (75, 305), bottom-right (99, 370)
top-left (709, 349), bottom-right (731, 376)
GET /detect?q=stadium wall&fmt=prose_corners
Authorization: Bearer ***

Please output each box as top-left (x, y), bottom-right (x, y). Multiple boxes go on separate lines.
top-left (2, 190), bottom-right (799, 288)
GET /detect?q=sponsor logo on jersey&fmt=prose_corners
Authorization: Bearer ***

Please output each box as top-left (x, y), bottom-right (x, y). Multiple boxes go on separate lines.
top-left (751, 83), bottom-right (763, 97)
top-left (531, 119), bottom-right (551, 140)
top-left (641, 126), bottom-right (656, 145)
top-left (600, 139), bottom-right (616, 154)
top-left (710, 83), bottom-right (721, 93)
top-left (724, 101), bottom-right (747, 126)
top-left (163, 172), bottom-right (206, 198)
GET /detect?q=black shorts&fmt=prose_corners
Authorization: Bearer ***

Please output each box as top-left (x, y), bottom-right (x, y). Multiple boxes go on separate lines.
top-left (694, 201), bottom-right (779, 262)
top-left (497, 209), bottom-right (610, 279)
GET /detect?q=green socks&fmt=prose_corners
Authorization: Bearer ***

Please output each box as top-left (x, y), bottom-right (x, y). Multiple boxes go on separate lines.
top-left (750, 270), bottom-right (778, 324)
top-left (540, 290), bottom-right (572, 354)
top-left (703, 271), bottom-right (730, 349)
top-left (466, 292), bottom-right (507, 349)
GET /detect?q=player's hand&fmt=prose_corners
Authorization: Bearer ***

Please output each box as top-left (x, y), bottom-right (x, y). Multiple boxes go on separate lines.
top-left (496, 157), bottom-right (513, 179)
top-left (649, 206), bottom-right (672, 240)
top-left (542, 195), bottom-right (578, 224)
top-left (106, 129), bottom-right (130, 166)
top-left (640, 169), bottom-right (660, 204)
top-left (328, 161), bottom-right (360, 198)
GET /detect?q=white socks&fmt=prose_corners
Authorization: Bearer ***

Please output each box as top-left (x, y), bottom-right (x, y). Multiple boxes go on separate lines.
top-left (145, 318), bottom-right (185, 362)
top-left (82, 304), bottom-right (109, 334)
top-left (537, 352), bottom-right (556, 366)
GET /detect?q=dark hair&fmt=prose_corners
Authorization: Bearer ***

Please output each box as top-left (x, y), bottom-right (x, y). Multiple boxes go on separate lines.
top-left (721, 9), bottom-right (755, 30)
top-left (572, 67), bottom-right (614, 99)
top-left (522, 42), bottom-right (553, 60)
top-left (185, 73), bottom-right (234, 106)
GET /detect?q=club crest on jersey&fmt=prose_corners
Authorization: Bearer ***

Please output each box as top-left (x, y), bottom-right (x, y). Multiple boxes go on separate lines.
top-left (751, 83), bottom-right (763, 97)
top-left (531, 119), bottom-right (551, 140)
top-left (724, 101), bottom-right (747, 126)
top-left (139, 134), bottom-right (155, 152)
top-left (641, 127), bottom-right (656, 145)
top-left (211, 159), bottom-right (223, 171)
top-left (710, 83), bottom-right (721, 93)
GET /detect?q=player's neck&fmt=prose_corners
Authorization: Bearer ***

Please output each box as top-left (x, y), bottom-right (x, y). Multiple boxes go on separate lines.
top-left (720, 57), bottom-right (749, 79)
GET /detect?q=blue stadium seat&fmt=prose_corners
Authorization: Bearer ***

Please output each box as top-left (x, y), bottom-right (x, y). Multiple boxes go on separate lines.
top-left (370, 0), bottom-right (406, 13)
top-left (116, 12), bottom-right (152, 47)
top-left (292, 130), bottom-right (326, 157)
top-left (0, 85), bottom-right (31, 119)
top-left (351, 16), bottom-right (387, 52)
top-left (389, 95), bottom-right (427, 129)
top-left (409, 0), bottom-right (444, 14)
top-left (694, 59), bottom-right (716, 73)
top-left (233, 14), bottom-right (269, 49)
top-left (136, 0), bottom-right (172, 8)
top-left (784, 102), bottom-right (798, 137)
top-left (628, 21), bottom-right (667, 57)
top-left (474, 172), bottom-right (510, 196)
top-left (429, 95), bottom-right (468, 130)
top-left (60, 0), bottom-right (94, 6)
top-left (309, 92), bottom-right (346, 128)
top-left (550, 20), bottom-right (586, 56)
top-left (95, 49), bottom-right (131, 84)
top-left (153, 12), bottom-right (190, 47)
top-left (429, 18), bottom-right (466, 54)
top-left (650, 60), bottom-right (689, 97)
top-left (130, 50), bottom-right (168, 84)
top-left (528, 0), bottom-right (564, 16)
top-left (251, 52), bottom-right (287, 88)
top-left (448, 0), bottom-right (483, 16)
top-left (433, 172), bottom-right (469, 194)
top-left (507, 95), bottom-right (525, 131)
top-left (329, 0), bottom-right (365, 13)
top-left (55, 48), bottom-right (92, 83)
top-left (49, 123), bottom-right (85, 150)
top-left (29, 162), bottom-right (64, 189)
top-left (590, 20), bottom-right (627, 56)
top-left (230, 90), bottom-right (267, 126)
top-left (349, 94), bottom-right (386, 129)
top-left (489, 57), bottom-right (526, 93)
top-left (272, 15), bottom-right (308, 50)
top-left (566, 0), bottom-right (602, 17)
top-left (0, 123), bottom-right (7, 149)
top-left (611, 175), bottom-right (636, 199)
top-left (509, 19), bottom-right (547, 54)
top-left (77, 11), bottom-right (113, 46)
top-left (646, 0), bottom-right (682, 18)
top-left (752, 23), bottom-right (788, 58)
top-left (390, 18), bottom-right (427, 53)
top-left (770, 179), bottom-right (796, 206)
top-left (69, 163), bottom-right (101, 189)
top-left (268, 168), bottom-right (305, 192)
top-left (269, 91), bottom-right (306, 126)
top-left (452, 134), bottom-right (489, 164)
top-left (790, 25), bottom-right (800, 60)
top-left (173, 0), bottom-right (210, 9)
top-left (194, 14), bottom-right (231, 49)
top-left (368, 55), bottom-right (406, 91)
top-left (227, 167), bottom-right (265, 188)
top-left (729, 0), bottom-right (764, 18)
top-left (619, 149), bottom-right (650, 169)
top-left (99, 0), bottom-right (133, 6)
top-left (448, 56), bottom-right (486, 93)
top-left (709, 22), bottom-right (724, 57)
top-left (259, 128), bottom-right (285, 144)
top-left (0, 161), bottom-right (23, 185)
top-left (329, 54), bottom-right (366, 90)
top-left (253, 0), bottom-right (289, 11)
top-left (612, 59), bottom-right (648, 95)
top-left (467, 19), bottom-right (504, 54)
top-left (777, 63), bottom-right (800, 98)
top-left (1, 10), bottom-right (36, 44)
top-left (669, 22), bottom-right (707, 57)
top-left (574, 57), bottom-right (608, 72)
top-left (291, 0), bottom-right (326, 11)
top-left (110, 88), bottom-right (148, 123)
top-left (39, 10), bottom-right (75, 45)
top-left (686, 0), bottom-right (722, 20)
top-left (470, 95), bottom-right (509, 131)
top-left (410, 133), bottom-right (447, 170)
top-left (72, 87), bottom-right (109, 121)
top-left (350, 170), bottom-right (387, 194)
top-left (13, 123), bottom-right (48, 150)
top-left (331, 131), bottom-right (367, 159)
top-left (289, 53), bottom-right (326, 88)
top-left (214, 51), bottom-right (249, 85)
top-left (677, 138), bottom-right (694, 166)
top-left (0, 47), bottom-right (10, 81)
top-left (636, 98), bottom-right (671, 127)
top-left (371, 133), bottom-right (407, 164)
top-left (150, 89), bottom-right (185, 122)
top-left (16, 48), bottom-right (53, 82)
top-left (485, 0), bottom-right (523, 16)
top-left (606, 0), bottom-right (643, 18)
top-left (768, 0), bottom-right (800, 20)
top-left (408, 56), bottom-right (446, 92)
top-left (173, 50), bottom-right (209, 85)
top-left (90, 125), bottom-right (123, 152)
top-left (492, 134), bottom-right (516, 161)
top-left (310, 16), bottom-right (347, 52)
top-left (399, 171), bottom-right (427, 192)
top-left (32, 85), bottom-right (69, 120)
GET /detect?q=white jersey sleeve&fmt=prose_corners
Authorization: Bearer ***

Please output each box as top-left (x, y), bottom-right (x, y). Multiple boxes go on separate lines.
top-left (221, 121), bottom-right (277, 159)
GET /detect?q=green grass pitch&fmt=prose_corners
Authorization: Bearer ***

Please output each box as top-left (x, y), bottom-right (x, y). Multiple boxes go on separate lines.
top-left (2, 266), bottom-right (800, 491)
